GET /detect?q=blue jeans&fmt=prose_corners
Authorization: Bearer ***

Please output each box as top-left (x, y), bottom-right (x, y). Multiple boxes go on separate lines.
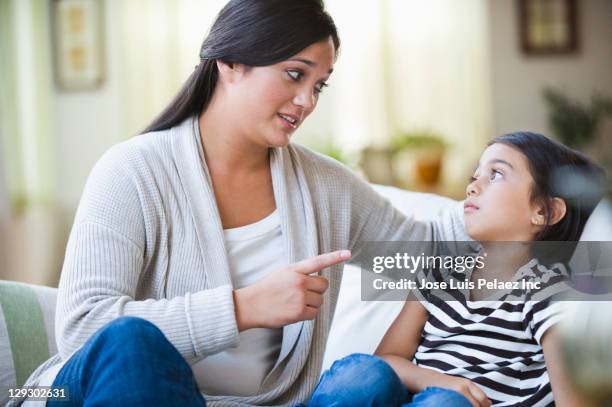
top-left (307, 353), bottom-right (473, 407)
top-left (48, 318), bottom-right (471, 406)
top-left (49, 317), bottom-right (207, 407)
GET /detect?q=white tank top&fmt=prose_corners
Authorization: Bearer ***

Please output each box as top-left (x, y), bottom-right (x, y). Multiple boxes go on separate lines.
top-left (193, 210), bottom-right (286, 396)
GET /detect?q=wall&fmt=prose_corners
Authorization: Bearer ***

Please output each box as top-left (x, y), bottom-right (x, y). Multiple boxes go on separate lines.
top-left (53, 0), bottom-right (124, 212)
top-left (1, 0), bottom-right (124, 284)
top-left (51, 0), bottom-right (223, 212)
top-left (488, 0), bottom-right (612, 138)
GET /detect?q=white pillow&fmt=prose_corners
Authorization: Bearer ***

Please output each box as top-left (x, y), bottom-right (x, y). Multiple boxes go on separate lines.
top-left (579, 199), bottom-right (612, 241)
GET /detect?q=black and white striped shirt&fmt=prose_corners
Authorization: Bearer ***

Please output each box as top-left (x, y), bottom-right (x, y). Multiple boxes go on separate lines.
top-left (413, 259), bottom-right (567, 406)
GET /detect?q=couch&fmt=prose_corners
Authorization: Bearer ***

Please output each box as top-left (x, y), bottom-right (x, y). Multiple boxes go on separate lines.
top-left (1, 186), bottom-right (609, 406)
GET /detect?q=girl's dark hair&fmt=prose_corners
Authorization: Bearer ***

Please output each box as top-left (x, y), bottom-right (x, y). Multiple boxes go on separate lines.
top-left (142, 0), bottom-right (340, 134)
top-left (490, 132), bottom-right (607, 242)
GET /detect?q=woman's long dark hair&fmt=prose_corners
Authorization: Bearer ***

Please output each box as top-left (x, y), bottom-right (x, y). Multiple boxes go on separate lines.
top-left (142, 0), bottom-right (340, 134)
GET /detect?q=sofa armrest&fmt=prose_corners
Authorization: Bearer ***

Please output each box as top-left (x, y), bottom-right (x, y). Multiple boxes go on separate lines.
top-left (0, 281), bottom-right (58, 405)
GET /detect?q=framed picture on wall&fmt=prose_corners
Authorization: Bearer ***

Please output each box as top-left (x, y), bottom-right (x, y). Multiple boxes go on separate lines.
top-left (52, 0), bottom-right (105, 90)
top-left (519, 0), bottom-right (578, 55)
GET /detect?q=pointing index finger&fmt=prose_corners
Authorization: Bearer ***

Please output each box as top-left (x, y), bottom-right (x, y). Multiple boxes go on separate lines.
top-left (293, 250), bottom-right (351, 275)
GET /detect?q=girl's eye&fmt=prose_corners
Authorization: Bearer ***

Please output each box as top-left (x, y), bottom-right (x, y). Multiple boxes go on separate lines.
top-left (287, 70), bottom-right (302, 81)
top-left (489, 170), bottom-right (503, 182)
top-left (469, 175), bottom-right (478, 183)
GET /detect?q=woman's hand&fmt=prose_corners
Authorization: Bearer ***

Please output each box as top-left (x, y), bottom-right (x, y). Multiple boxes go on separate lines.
top-left (233, 250), bottom-right (351, 330)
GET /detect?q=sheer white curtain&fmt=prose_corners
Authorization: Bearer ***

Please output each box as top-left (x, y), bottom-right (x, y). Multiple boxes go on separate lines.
top-left (117, 0), bottom-right (227, 137)
top-left (384, 0), bottom-right (492, 183)
top-left (299, 0), bottom-right (492, 184)
top-left (0, 137), bottom-right (8, 274)
top-left (0, 0), bottom-right (53, 212)
top-left (0, 0), bottom-right (9, 220)
top-left (296, 1), bottom-right (390, 154)
top-left (0, 0), bottom-right (58, 283)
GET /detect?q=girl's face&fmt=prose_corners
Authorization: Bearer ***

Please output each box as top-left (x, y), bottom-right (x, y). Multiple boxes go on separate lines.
top-left (220, 37), bottom-right (335, 149)
top-left (464, 143), bottom-right (544, 241)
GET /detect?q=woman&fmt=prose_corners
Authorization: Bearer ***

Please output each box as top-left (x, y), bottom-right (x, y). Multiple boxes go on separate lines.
top-left (15, 1), bottom-right (467, 406)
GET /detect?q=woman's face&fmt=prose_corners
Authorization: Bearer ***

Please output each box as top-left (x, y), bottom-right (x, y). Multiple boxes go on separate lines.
top-left (464, 143), bottom-right (542, 241)
top-left (223, 37), bottom-right (335, 149)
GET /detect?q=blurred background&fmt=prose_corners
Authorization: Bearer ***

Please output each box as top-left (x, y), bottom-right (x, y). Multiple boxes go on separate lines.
top-left (0, 0), bottom-right (611, 286)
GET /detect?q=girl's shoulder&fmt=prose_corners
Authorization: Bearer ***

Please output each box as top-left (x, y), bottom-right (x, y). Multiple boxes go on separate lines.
top-left (515, 259), bottom-right (571, 308)
top-left (519, 259), bottom-right (570, 294)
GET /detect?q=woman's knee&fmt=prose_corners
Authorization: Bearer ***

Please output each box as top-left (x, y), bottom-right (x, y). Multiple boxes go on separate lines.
top-left (96, 316), bottom-right (164, 345)
top-left (310, 353), bottom-right (407, 406)
top-left (53, 317), bottom-right (203, 407)
top-left (81, 316), bottom-right (188, 377)
top-left (87, 316), bottom-right (176, 361)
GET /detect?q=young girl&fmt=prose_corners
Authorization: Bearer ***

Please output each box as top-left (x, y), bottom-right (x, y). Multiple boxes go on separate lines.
top-left (310, 132), bottom-right (606, 407)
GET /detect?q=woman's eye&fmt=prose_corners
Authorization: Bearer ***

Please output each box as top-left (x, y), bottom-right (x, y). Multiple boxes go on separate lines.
top-left (315, 82), bottom-right (329, 94)
top-left (287, 70), bottom-right (302, 81)
top-left (489, 170), bottom-right (503, 182)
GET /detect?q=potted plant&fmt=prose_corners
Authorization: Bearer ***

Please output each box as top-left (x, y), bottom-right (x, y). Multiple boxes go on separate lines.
top-left (391, 130), bottom-right (446, 187)
top-left (360, 146), bottom-right (396, 186)
top-left (542, 87), bottom-right (612, 149)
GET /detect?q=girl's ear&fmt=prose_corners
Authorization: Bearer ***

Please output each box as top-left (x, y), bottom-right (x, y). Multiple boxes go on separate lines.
top-left (532, 198), bottom-right (567, 226)
top-left (548, 197), bottom-right (567, 226)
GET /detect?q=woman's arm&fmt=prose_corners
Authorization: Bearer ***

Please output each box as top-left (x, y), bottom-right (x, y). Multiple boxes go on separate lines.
top-left (375, 299), bottom-right (490, 407)
top-left (541, 328), bottom-right (583, 407)
top-left (341, 179), bottom-right (472, 268)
